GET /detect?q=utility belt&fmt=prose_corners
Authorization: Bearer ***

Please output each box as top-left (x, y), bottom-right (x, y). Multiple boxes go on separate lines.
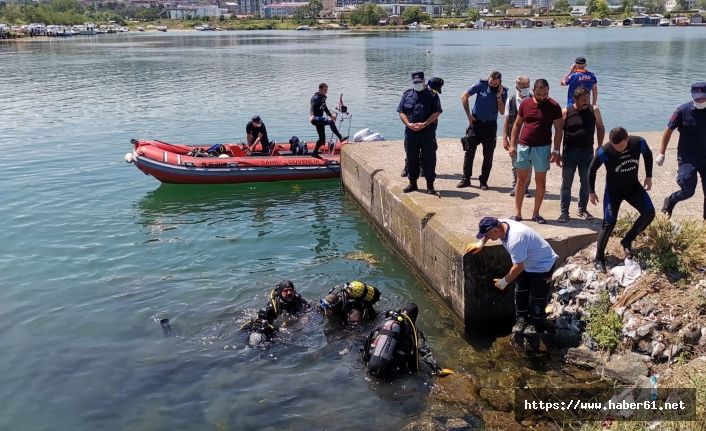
top-left (472, 119), bottom-right (497, 125)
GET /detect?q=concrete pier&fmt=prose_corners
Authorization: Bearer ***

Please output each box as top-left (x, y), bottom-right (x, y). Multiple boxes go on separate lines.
top-left (341, 131), bottom-right (704, 332)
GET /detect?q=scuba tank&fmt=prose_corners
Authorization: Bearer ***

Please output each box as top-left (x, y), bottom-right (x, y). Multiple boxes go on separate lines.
top-left (365, 311), bottom-right (403, 376)
top-left (343, 281), bottom-right (381, 305)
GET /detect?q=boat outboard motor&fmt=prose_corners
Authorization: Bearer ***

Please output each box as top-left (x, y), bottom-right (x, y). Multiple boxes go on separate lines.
top-left (362, 133), bottom-right (384, 142)
top-left (353, 128), bottom-right (374, 142)
top-left (365, 311), bottom-right (402, 376)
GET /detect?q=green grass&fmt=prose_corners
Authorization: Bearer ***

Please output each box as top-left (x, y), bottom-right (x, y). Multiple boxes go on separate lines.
top-left (582, 290), bottom-right (623, 351)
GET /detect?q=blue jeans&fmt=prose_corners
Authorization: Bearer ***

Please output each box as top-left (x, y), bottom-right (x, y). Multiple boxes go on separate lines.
top-left (560, 147), bottom-right (593, 214)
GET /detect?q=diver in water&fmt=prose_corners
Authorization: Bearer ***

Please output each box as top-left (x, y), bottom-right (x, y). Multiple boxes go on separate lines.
top-left (360, 302), bottom-right (453, 378)
top-left (317, 281), bottom-right (381, 326)
top-left (241, 280), bottom-right (311, 347)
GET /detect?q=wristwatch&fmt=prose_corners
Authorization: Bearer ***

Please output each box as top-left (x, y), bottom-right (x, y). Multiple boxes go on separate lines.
top-left (552, 150), bottom-right (560, 154)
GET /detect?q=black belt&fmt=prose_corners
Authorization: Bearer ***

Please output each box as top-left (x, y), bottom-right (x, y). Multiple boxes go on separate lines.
top-left (474, 120), bottom-right (497, 124)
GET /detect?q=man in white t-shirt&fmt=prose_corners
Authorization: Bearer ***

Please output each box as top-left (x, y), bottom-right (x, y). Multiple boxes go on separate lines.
top-left (466, 217), bottom-right (558, 334)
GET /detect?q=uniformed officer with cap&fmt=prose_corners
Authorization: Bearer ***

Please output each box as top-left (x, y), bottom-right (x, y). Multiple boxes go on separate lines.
top-left (401, 77), bottom-right (445, 179)
top-left (458, 71), bottom-right (508, 190)
top-left (658, 82), bottom-right (706, 219)
top-left (397, 71), bottom-right (443, 194)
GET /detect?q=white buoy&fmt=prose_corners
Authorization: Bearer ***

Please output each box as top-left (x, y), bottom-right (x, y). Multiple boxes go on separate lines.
top-left (426, 49), bottom-right (430, 54)
top-left (124, 152), bottom-right (134, 163)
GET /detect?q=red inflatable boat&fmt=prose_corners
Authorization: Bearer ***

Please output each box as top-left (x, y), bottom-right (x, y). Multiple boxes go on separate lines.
top-left (125, 139), bottom-right (348, 184)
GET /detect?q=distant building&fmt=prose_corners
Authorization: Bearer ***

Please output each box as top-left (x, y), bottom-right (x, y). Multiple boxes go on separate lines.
top-left (570, 6), bottom-right (586, 15)
top-left (666, 0), bottom-right (696, 12)
top-left (506, 8), bottom-right (532, 16)
top-left (378, 3), bottom-right (445, 18)
top-left (169, 5), bottom-right (229, 18)
top-left (263, 2), bottom-right (308, 18)
top-left (511, 0), bottom-right (528, 7)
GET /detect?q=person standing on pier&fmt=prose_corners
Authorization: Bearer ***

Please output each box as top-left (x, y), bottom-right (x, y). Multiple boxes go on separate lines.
top-left (466, 217), bottom-right (558, 334)
top-left (397, 71), bottom-right (443, 194)
top-left (458, 71), bottom-right (508, 190)
top-left (310, 83), bottom-right (348, 159)
top-left (503, 75), bottom-right (533, 198)
top-left (509, 79), bottom-right (564, 224)
top-left (588, 127), bottom-right (655, 273)
top-left (558, 86), bottom-right (606, 223)
top-left (657, 82), bottom-right (706, 220)
top-left (560, 56), bottom-right (598, 107)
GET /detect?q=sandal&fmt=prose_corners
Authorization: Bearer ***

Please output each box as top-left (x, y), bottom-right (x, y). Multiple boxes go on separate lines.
top-left (558, 213), bottom-right (569, 223)
top-left (509, 215), bottom-right (523, 222)
top-left (531, 215), bottom-right (546, 224)
top-left (577, 210), bottom-right (594, 221)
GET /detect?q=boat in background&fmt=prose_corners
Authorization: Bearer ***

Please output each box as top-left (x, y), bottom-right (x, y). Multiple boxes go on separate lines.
top-left (157, 26), bottom-right (167, 32)
top-left (296, 25), bottom-right (311, 30)
top-left (659, 18), bottom-right (670, 26)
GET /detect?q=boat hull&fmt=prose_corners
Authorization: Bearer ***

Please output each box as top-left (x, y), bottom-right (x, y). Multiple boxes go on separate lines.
top-left (129, 139), bottom-right (344, 184)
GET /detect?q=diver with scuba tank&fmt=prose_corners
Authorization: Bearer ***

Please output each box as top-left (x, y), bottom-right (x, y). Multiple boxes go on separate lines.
top-left (317, 280), bottom-right (381, 326)
top-left (241, 280), bottom-right (311, 347)
top-left (360, 302), bottom-right (453, 378)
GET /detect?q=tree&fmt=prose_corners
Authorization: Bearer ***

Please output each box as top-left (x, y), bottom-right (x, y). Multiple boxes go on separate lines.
top-left (575, 0), bottom-right (586, 5)
top-left (466, 8), bottom-right (479, 21)
top-left (48, 0), bottom-right (82, 14)
top-left (619, 0), bottom-right (633, 12)
top-left (697, 0), bottom-right (706, 10)
top-left (554, 0), bottom-right (571, 12)
top-left (402, 6), bottom-right (431, 24)
top-left (307, 0), bottom-right (323, 17)
top-left (676, 0), bottom-right (690, 10)
top-left (586, 0), bottom-right (597, 14)
top-left (1, 3), bottom-right (22, 23)
top-left (593, 0), bottom-right (611, 18)
top-left (347, 3), bottom-right (387, 26)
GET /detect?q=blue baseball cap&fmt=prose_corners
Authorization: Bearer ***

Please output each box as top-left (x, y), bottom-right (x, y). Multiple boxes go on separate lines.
top-left (252, 115), bottom-right (261, 123)
top-left (411, 71), bottom-right (424, 83)
top-left (692, 82), bottom-right (706, 99)
top-left (428, 77), bottom-right (444, 94)
top-left (476, 217), bottom-right (500, 239)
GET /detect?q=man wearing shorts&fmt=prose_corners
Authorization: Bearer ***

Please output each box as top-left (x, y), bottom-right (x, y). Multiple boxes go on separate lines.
top-left (509, 79), bottom-right (564, 224)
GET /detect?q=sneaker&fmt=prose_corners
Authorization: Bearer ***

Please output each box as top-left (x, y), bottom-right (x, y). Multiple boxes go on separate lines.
top-left (594, 259), bottom-right (606, 274)
top-left (512, 316), bottom-right (528, 334)
top-left (525, 191), bottom-right (532, 198)
top-left (339, 136), bottom-right (348, 142)
top-left (456, 178), bottom-right (471, 188)
top-left (403, 182), bottom-right (418, 193)
top-left (479, 183), bottom-right (489, 191)
top-left (509, 189), bottom-right (516, 197)
top-left (523, 323), bottom-right (538, 335)
top-left (662, 196), bottom-right (673, 218)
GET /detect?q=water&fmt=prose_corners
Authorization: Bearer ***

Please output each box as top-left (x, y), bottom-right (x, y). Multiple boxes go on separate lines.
top-left (1, 28), bottom-right (703, 430)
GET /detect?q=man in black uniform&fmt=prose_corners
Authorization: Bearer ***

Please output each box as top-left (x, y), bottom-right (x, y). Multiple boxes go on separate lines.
top-left (401, 77), bottom-right (444, 178)
top-left (245, 115), bottom-right (271, 154)
top-left (361, 303), bottom-right (450, 378)
top-left (310, 83), bottom-right (348, 159)
top-left (588, 127), bottom-right (655, 273)
top-left (241, 280), bottom-right (311, 346)
top-left (397, 71), bottom-right (443, 194)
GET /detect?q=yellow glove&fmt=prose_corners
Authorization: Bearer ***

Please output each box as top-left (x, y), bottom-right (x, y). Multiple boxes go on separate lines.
top-left (436, 368), bottom-right (455, 377)
top-left (466, 241), bottom-right (484, 255)
top-left (494, 277), bottom-right (508, 290)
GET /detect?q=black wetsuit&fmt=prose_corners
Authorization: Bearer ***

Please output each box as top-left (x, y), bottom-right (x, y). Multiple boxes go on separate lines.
top-left (589, 136), bottom-right (655, 261)
top-left (243, 290), bottom-right (310, 342)
top-left (310, 92), bottom-right (343, 155)
top-left (363, 315), bottom-right (441, 377)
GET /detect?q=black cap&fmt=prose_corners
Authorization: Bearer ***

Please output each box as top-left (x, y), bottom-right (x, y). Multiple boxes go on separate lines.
top-left (276, 280), bottom-right (294, 292)
top-left (401, 302), bottom-right (419, 322)
top-left (691, 82), bottom-right (706, 99)
top-left (411, 71), bottom-right (424, 83)
top-left (428, 77), bottom-right (444, 94)
top-left (252, 115), bottom-right (261, 123)
top-left (575, 56), bottom-right (586, 65)
top-left (476, 216), bottom-right (500, 239)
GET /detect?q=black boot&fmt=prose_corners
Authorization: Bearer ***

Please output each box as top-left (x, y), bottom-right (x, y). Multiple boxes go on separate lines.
top-left (662, 196), bottom-right (674, 218)
top-left (401, 167), bottom-right (408, 177)
top-left (403, 180), bottom-right (418, 193)
top-left (620, 238), bottom-right (633, 257)
top-left (456, 177), bottom-right (471, 188)
top-left (427, 180), bottom-right (436, 194)
top-left (311, 143), bottom-right (322, 159)
top-left (594, 222), bottom-right (614, 273)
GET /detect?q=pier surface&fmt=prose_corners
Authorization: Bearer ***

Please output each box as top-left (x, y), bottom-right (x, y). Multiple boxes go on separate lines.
top-left (341, 131), bottom-right (703, 331)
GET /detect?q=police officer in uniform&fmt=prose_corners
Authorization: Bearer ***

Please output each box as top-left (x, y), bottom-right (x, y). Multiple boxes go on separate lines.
top-left (397, 71), bottom-right (443, 194)
top-left (658, 82), bottom-right (706, 220)
top-left (458, 71), bottom-right (508, 190)
top-left (401, 77), bottom-right (444, 178)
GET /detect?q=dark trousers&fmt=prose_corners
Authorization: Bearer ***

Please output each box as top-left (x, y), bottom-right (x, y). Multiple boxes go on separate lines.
top-left (596, 183), bottom-right (656, 260)
top-left (560, 147), bottom-right (593, 214)
top-left (667, 158), bottom-right (706, 218)
top-left (311, 117), bottom-right (341, 152)
top-left (462, 120), bottom-right (497, 183)
top-left (405, 128), bottom-right (437, 181)
top-left (514, 263), bottom-right (555, 324)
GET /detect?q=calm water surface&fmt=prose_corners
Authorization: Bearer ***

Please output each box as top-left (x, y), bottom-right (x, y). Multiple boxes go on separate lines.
top-left (1, 28), bottom-right (704, 431)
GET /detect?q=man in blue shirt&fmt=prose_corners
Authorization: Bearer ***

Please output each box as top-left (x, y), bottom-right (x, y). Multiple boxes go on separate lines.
top-left (560, 56), bottom-right (598, 107)
top-left (466, 216), bottom-right (558, 334)
top-left (397, 71), bottom-right (443, 194)
top-left (458, 71), bottom-right (508, 190)
top-left (658, 82), bottom-right (706, 220)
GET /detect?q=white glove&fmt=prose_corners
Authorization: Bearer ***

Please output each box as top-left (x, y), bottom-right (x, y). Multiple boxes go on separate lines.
top-left (494, 277), bottom-right (509, 290)
top-left (656, 154), bottom-right (665, 167)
